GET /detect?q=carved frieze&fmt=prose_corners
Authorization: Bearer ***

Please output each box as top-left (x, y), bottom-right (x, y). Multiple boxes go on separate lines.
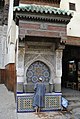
top-left (25, 41), bottom-right (55, 52)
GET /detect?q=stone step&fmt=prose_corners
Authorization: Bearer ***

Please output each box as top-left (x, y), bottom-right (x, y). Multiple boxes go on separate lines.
top-left (68, 102), bottom-right (80, 109)
top-left (63, 93), bottom-right (80, 96)
top-left (66, 97), bottom-right (80, 101)
top-left (62, 94), bottom-right (80, 100)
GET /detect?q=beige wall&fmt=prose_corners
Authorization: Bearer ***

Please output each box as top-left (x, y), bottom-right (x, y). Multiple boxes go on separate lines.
top-left (6, 0), bottom-right (18, 65)
top-left (60, 0), bottom-right (80, 37)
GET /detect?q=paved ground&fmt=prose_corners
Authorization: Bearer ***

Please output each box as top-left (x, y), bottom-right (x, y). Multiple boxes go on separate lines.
top-left (0, 84), bottom-right (17, 119)
top-left (17, 108), bottom-right (80, 119)
top-left (0, 84), bottom-right (80, 119)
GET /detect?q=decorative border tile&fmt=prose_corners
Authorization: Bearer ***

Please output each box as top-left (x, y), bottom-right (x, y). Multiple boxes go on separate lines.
top-left (17, 93), bottom-right (62, 112)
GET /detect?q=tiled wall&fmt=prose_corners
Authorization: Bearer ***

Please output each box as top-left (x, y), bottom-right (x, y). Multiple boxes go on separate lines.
top-left (17, 93), bottom-right (62, 112)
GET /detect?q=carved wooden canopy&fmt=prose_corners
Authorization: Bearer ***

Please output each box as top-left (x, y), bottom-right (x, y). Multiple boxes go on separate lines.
top-left (14, 4), bottom-right (72, 25)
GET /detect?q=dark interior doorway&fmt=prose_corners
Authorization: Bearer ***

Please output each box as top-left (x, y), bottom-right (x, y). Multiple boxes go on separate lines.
top-left (62, 45), bottom-right (80, 88)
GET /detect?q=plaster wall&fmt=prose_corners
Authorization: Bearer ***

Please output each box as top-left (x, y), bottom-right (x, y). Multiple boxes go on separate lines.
top-left (0, 25), bottom-right (7, 69)
top-left (6, 20), bottom-right (18, 65)
top-left (6, 0), bottom-right (18, 65)
top-left (7, 0), bottom-right (14, 32)
top-left (60, 0), bottom-right (80, 37)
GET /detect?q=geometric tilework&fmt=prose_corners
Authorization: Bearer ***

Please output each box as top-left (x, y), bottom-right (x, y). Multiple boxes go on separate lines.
top-left (17, 95), bottom-right (34, 112)
top-left (44, 95), bottom-right (61, 111)
top-left (26, 61), bottom-right (50, 83)
top-left (17, 93), bottom-right (62, 112)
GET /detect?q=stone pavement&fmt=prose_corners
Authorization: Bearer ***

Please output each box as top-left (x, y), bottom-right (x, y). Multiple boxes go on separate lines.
top-left (17, 111), bottom-right (66, 119)
top-left (0, 84), bottom-right (80, 119)
top-left (0, 84), bottom-right (17, 119)
top-left (17, 108), bottom-right (80, 119)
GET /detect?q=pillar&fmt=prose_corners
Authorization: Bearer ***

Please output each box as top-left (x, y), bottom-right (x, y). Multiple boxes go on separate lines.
top-left (17, 43), bottom-right (25, 93)
top-left (54, 43), bottom-right (65, 92)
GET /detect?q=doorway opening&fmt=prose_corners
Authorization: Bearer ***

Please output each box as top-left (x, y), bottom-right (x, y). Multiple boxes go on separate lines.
top-left (62, 45), bottom-right (80, 90)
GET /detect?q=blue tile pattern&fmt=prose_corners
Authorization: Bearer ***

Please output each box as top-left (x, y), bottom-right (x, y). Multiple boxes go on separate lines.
top-left (17, 93), bottom-right (62, 112)
top-left (26, 61), bottom-right (50, 83)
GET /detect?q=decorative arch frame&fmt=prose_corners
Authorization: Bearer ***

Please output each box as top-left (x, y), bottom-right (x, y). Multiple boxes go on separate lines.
top-left (24, 55), bottom-right (55, 85)
top-left (26, 60), bottom-right (50, 83)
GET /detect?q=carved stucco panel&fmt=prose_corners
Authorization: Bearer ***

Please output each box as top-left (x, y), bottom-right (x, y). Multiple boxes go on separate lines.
top-left (24, 54), bottom-right (38, 65)
top-left (56, 49), bottom-right (62, 77)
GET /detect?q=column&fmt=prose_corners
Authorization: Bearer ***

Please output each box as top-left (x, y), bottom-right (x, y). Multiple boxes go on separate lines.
top-left (17, 44), bottom-right (25, 93)
top-left (55, 49), bottom-right (62, 92)
top-left (54, 44), bottom-right (65, 92)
